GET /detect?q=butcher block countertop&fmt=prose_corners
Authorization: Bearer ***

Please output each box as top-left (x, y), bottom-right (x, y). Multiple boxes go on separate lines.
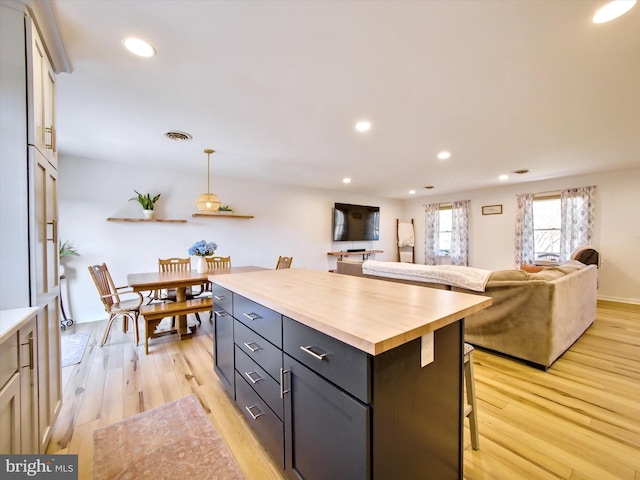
top-left (211, 268), bottom-right (492, 355)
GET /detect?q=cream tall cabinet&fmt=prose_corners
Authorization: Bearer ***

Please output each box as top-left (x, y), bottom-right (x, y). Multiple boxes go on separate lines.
top-left (27, 15), bottom-right (62, 454)
top-left (0, 0), bottom-right (62, 454)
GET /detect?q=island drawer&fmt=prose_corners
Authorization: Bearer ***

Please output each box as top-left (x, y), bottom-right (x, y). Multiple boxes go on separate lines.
top-left (234, 294), bottom-right (282, 347)
top-left (283, 316), bottom-right (371, 404)
top-left (236, 371), bottom-right (284, 469)
top-left (211, 284), bottom-right (233, 315)
top-left (234, 320), bottom-right (282, 381)
top-left (235, 345), bottom-right (284, 420)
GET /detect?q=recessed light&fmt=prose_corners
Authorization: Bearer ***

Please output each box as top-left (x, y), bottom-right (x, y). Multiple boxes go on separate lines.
top-left (593, 0), bottom-right (636, 23)
top-left (409, 190), bottom-right (416, 195)
top-left (342, 178), bottom-right (352, 184)
top-left (355, 121), bottom-right (371, 132)
top-left (123, 37), bottom-right (156, 57)
top-left (437, 151), bottom-right (451, 160)
top-left (499, 174), bottom-right (509, 181)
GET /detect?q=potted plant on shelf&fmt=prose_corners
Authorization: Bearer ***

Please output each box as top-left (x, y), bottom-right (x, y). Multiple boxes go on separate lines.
top-left (130, 190), bottom-right (161, 219)
top-left (217, 204), bottom-right (234, 215)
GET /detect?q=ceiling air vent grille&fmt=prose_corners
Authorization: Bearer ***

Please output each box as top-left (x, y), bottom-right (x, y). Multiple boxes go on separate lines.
top-left (164, 131), bottom-right (193, 141)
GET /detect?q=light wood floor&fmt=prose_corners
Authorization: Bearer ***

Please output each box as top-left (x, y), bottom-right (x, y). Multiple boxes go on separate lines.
top-left (48, 301), bottom-right (640, 480)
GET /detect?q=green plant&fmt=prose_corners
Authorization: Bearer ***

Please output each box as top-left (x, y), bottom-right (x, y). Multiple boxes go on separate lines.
top-left (130, 190), bottom-right (161, 210)
top-left (59, 240), bottom-right (80, 259)
top-left (218, 204), bottom-right (233, 212)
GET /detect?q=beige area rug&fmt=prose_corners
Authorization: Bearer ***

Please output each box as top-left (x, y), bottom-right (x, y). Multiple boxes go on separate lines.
top-left (93, 394), bottom-right (246, 479)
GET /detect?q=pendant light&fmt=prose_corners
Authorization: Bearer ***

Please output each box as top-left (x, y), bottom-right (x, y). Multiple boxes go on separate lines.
top-left (196, 148), bottom-right (221, 212)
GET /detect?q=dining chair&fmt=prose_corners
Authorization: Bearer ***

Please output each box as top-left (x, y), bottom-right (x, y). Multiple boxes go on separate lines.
top-left (206, 256), bottom-right (231, 322)
top-left (205, 256), bottom-right (232, 270)
top-left (88, 263), bottom-right (143, 347)
top-left (158, 257), bottom-right (203, 324)
top-left (275, 256), bottom-right (293, 269)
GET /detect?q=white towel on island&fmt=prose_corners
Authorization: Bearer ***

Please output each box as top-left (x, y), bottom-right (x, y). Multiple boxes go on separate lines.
top-left (397, 222), bottom-right (415, 247)
top-left (362, 260), bottom-right (492, 292)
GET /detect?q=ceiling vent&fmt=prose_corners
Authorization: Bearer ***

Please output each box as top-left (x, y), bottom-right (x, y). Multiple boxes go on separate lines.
top-left (164, 131), bottom-right (193, 141)
top-left (512, 169), bottom-right (530, 175)
top-left (423, 185), bottom-right (435, 190)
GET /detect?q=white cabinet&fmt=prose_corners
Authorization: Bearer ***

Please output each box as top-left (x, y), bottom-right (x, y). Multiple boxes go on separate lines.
top-left (30, 62), bottom-right (61, 457)
top-left (0, 2), bottom-right (62, 454)
top-left (25, 12), bottom-right (62, 452)
top-left (28, 20), bottom-right (57, 169)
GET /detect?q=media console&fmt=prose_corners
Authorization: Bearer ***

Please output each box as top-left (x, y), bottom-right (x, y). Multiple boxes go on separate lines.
top-left (327, 249), bottom-right (383, 260)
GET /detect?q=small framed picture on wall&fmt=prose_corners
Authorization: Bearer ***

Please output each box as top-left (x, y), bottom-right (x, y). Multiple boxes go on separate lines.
top-left (482, 204), bottom-right (503, 215)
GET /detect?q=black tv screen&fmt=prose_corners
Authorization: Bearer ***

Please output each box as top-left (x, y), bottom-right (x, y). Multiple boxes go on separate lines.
top-left (332, 203), bottom-right (380, 241)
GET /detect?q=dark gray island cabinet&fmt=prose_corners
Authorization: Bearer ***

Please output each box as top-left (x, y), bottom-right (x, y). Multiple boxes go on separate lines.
top-left (211, 269), bottom-right (491, 480)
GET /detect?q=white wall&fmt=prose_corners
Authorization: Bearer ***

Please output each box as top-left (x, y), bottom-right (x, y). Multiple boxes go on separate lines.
top-left (58, 156), bottom-right (403, 323)
top-left (403, 167), bottom-right (640, 304)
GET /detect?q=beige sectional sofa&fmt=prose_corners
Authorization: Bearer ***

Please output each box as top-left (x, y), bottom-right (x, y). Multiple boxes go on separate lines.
top-left (335, 259), bottom-right (598, 369)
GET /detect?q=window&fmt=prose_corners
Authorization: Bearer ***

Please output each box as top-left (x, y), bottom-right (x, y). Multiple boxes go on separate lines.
top-left (439, 205), bottom-right (452, 255)
top-left (533, 195), bottom-right (561, 262)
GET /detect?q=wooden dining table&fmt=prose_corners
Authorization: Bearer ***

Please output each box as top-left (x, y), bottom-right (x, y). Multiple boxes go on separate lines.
top-left (127, 266), bottom-right (266, 340)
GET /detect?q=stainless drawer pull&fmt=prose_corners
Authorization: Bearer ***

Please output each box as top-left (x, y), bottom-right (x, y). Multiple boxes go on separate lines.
top-left (214, 310), bottom-right (227, 317)
top-left (300, 345), bottom-right (327, 361)
top-left (243, 312), bottom-right (262, 321)
top-left (243, 341), bottom-right (262, 352)
top-left (213, 294), bottom-right (227, 301)
top-left (280, 368), bottom-right (290, 398)
top-left (244, 371), bottom-right (263, 384)
top-left (245, 404), bottom-right (264, 420)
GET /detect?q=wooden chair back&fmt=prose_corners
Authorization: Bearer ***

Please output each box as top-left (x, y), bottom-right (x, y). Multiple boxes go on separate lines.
top-left (206, 256), bottom-right (231, 270)
top-left (88, 263), bottom-right (119, 309)
top-left (275, 256), bottom-right (293, 270)
top-left (158, 257), bottom-right (192, 273)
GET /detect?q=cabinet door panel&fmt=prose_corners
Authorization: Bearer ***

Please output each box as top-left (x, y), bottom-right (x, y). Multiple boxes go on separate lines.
top-left (235, 372), bottom-right (284, 469)
top-left (284, 355), bottom-right (370, 480)
top-left (20, 317), bottom-right (39, 453)
top-left (213, 307), bottom-right (234, 398)
top-left (0, 373), bottom-right (21, 454)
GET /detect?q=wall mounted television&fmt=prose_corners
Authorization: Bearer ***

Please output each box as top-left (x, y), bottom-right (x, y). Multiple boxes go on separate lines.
top-left (332, 203), bottom-right (380, 241)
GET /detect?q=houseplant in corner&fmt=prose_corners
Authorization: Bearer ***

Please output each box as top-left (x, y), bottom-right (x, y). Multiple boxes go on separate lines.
top-left (59, 240), bottom-right (80, 277)
top-left (188, 240), bottom-right (218, 273)
top-left (130, 190), bottom-right (161, 219)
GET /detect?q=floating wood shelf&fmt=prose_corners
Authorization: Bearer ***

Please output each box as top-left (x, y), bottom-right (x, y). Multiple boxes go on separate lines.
top-left (192, 213), bottom-right (254, 219)
top-left (107, 218), bottom-right (187, 223)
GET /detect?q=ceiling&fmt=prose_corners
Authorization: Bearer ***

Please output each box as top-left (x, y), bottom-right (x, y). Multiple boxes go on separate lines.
top-left (50, 0), bottom-right (640, 199)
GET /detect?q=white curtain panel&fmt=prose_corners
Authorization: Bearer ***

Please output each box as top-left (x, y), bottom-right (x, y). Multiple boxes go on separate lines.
top-left (514, 193), bottom-right (535, 268)
top-left (560, 186), bottom-right (596, 262)
top-left (450, 200), bottom-right (470, 266)
top-left (424, 203), bottom-right (440, 265)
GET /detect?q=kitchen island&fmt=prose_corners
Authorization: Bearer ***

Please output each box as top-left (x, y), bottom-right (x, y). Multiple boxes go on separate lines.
top-left (211, 268), bottom-right (492, 479)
